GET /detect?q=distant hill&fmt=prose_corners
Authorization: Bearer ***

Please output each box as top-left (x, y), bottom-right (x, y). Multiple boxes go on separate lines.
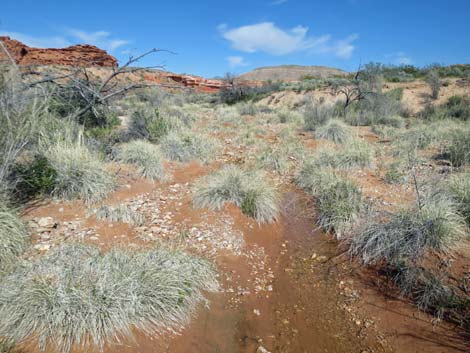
top-left (237, 65), bottom-right (348, 82)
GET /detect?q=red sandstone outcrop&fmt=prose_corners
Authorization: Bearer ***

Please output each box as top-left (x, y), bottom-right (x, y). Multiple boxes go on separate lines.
top-left (0, 36), bottom-right (117, 67)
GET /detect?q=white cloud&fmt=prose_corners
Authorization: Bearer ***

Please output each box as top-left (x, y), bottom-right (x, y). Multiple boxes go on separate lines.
top-left (227, 56), bottom-right (248, 68)
top-left (386, 52), bottom-right (412, 65)
top-left (219, 22), bottom-right (357, 58)
top-left (0, 29), bottom-right (129, 52)
top-left (0, 31), bottom-right (71, 48)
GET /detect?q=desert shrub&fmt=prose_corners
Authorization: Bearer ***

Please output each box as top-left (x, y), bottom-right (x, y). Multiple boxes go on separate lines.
top-left (421, 95), bottom-right (470, 121)
top-left (236, 102), bottom-right (257, 116)
top-left (115, 140), bottom-right (166, 180)
top-left (446, 129), bottom-right (470, 166)
top-left (92, 204), bottom-right (144, 226)
top-left (47, 142), bottom-right (115, 203)
top-left (345, 89), bottom-right (404, 126)
top-left (383, 161), bottom-right (408, 184)
top-left (315, 119), bottom-right (352, 143)
top-left (10, 155), bottom-right (57, 201)
top-left (257, 140), bottom-right (305, 175)
top-left (349, 198), bottom-right (467, 265)
top-left (276, 109), bottom-right (302, 124)
top-left (312, 140), bottom-right (373, 169)
top-left (371, 125), bottom-right (400, 140)
top-left (215, 106), bottom-right (241, 122)
top-left (0, 202), bottom-right (28, 274)
top-left (159, 130), bottom-right (217, 164)
top-left (303, 102), bottom-right (338, 131)
top-left (0, 243), bottom-right (218, 353)
top-left (446, 170), bottom-right (470, 224)
top-left (296, 167), bottom-right (363, 235)
top-left (193, 165), bottom-right (279, 223)
top-left (127, 108), bottom-right (182, 142)
top-left (426, 70), bottom-right (441, 100)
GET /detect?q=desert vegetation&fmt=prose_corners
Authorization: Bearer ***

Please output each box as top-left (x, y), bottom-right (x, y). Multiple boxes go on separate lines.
top-left (0, 37), bottom-right (469, 353)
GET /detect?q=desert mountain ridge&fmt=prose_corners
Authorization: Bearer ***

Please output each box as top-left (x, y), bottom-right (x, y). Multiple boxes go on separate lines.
top-left (237, 64), bottom-right (349, 82)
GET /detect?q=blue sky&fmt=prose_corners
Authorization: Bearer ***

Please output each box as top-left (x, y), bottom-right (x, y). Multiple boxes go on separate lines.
top-left (1, 0), bottom-right (469, 77)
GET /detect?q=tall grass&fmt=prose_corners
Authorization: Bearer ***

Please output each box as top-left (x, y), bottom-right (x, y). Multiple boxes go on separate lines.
top-left (116, 140), bottom-right (166, 180)
top-left (315, 119), bottom-right (352, 144)
top-left (0, 243), bottom-right (218, 353)
top-left (92, 204), bottom-right (144, 226)
top-left (160, 130), bottom-right (217, 164)
top-left (446, 170), bottom-right (470, 224)
top-left (0, 202), bottom-right (28, 274)
top-left (349, 197), bottom-right (467, 265)
top-left (296, 167), bottom-right (363, 236)
top-left (312, 140), bottom-right (373, 169)
top-left (446, 129), bottom-right (470, 167)
top-left (193, 165), bottom-right (279, 223)
top-left (47, 141), bottom-right (115, 203)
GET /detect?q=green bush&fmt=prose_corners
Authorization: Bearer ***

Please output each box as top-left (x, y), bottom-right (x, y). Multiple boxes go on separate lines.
top-left (116, 140), bottom-right (166, 180)
top-left (0, 243), bottom-right (218, 353)
top-left (193, 165), bottom-right (279, 223)
top-left (128, 109), bottom-right (181, 142)
top-left (11, 155), bottom-right (57, 201)
top-left (303, 102), bottom-right (338, 131)
top-left (419, 95), bottom-right (470, 121)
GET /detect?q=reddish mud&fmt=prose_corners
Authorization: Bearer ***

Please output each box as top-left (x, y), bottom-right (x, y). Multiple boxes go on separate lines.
top-left (21, 162), bottom-right (469, 353)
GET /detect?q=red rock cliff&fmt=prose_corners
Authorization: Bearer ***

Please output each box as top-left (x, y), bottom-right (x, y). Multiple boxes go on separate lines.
top-left (0, 36), bottom-right (117, 67)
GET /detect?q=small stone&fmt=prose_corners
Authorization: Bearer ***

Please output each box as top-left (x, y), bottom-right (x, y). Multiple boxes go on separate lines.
top-left (34, 243), bottom-right (51, 251)
top-left (257, 346), bottom-right (271, 353)
top-left (253, 309), bottom-right (261, 316)
top-left (37, 217), bottom-right (55, 228)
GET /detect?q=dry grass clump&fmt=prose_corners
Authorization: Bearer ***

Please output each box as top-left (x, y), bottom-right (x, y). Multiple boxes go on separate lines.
top-left (160, 130), bottom-right (217, 164)
top-left (92, 204), bottom-right (144, 226)
top-left (0, 243), bottom-right (218, 353)
top-left (0, 202), bottom-right (28, 274)
top-left (315, 119), bottom-right (352, 144)
top-left (193, 165), bottom-right (279, 223)
top-left (446, 170), bottom-right (470, 224)
top-left (116, 140), bottom-right (166, 181)
top-left (349, 197), bottom-right (467, 265)
top-left (256, 140), bottom-right (305, 175)
top-left (296, 166), bottom-right (363, 236)
top-left (312, 140), bottom-right (373, 169)
top-left (47, 142), bottom-right (115, 203)
top-left (446, 128), bottom-right (470, 167)
top-left (303, 102), bottom-right (337, 131)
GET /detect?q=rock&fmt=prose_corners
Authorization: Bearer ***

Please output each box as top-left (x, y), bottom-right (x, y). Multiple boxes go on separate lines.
top-left (34, 243), bottom-right (51, 251)
top-left (0, 36), bottom-right (117, 67)
top-left (37, 217), bottom-right (55, 228)
top-left (257, 346), bottom-right (271, 353)
top-left (253, 309), bottom-right (261, 316)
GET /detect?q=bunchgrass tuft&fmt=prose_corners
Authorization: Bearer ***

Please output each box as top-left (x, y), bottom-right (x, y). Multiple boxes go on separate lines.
top-left (47, 142), bottom-right (115, 203)
top-left (446, 170), bottom-right (470, 224)
top-left (92, 204), bottom-right (144, 226)
top-left (159, 130), bottom-right (217, 164)
top-left (315, 119), bottom-right (352, 144)
top-left (349, 197), bottom-right (467, 265)
top-left (446, 129), bottom-right (470, 167)
top-left (193, 165), bottom-right (279, 223)
top-left (296, 166), bottom-right (363, 236)
top-left (0, 243), bottom-right (218, 353)
top-left (116, 140), bottom-right (166, 181)
top-left (311, 140), bottom-right (373, 169)
top-left (0, 202), bottom-right (28, 274)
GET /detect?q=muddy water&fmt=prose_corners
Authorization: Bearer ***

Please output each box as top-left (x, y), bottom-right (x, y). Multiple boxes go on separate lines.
top-left (108, 191), bottom-right (381, 353)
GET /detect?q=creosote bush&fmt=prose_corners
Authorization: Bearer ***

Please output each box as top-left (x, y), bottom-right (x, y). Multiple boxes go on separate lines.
top-left (0, 243), bottom-right (218, 353)
top-left (160, 130), bottom-right (217, 164)
top-left (193, 165), bottom-right (279, 223)
top-left (116, 140), bottom-right (166, 181)
top-left (0, 202), bottom-right (28, 274)
top-left (47, 142), bottom-right (115, 203)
